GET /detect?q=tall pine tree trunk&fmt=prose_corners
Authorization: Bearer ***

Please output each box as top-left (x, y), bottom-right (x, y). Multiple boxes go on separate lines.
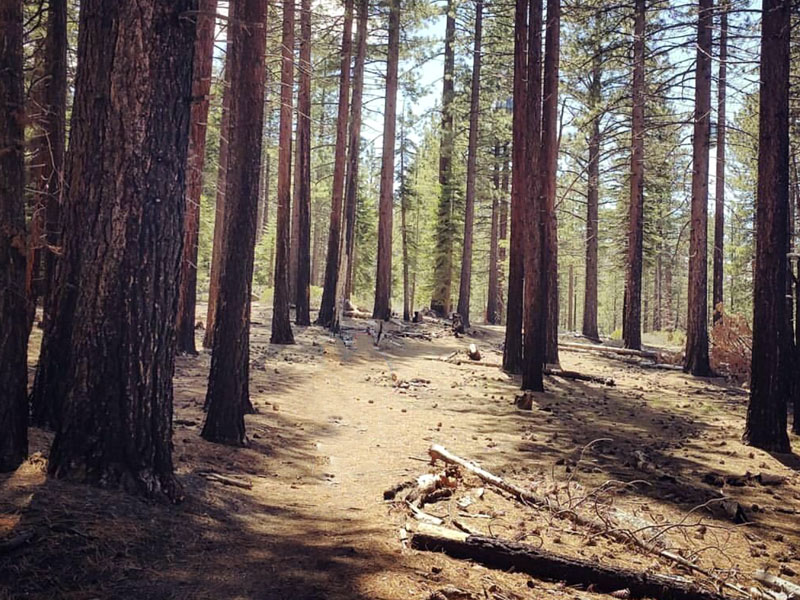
top-left (456, 0), bottom-right (484, 329)
top-left (712, 1), bottom-right (727, 324)
top-left (430, 0), bottom-right (457, 317)
top-left (203, 0), bottom-right (268, 446)
top-left (486, 143), bottom-right (501, 324)
top-left (176, 0), bottom-right (219, 355)
top-left (373, 0), bottom-right (400, 320)
top-left (203, 31), bottom-right (235, 349)
top-left (400, 124), bottom-right (411, 321)
top-left (623, 0), bottom-right (645, 351)
top-left (36, 0), bottom-right (196, 501)
top-left (293, 0), bottom-right (312, 326)
top-left (582, 59), bottom-right (601, 342)
top-left (503, 0), bottom-right (527, 375)
top-left (542, 0), bottom-right (560, 367)
top-left (271, 0), bottom-right (296, 344)
top-left (684, 0), bottom-right (713, 376)
top-left (744, 0), bottom-right (791, 452)
top-left (0, 0), bottom-right (28, 472)
top-left (25, 0), bottom-right (67, 335)
top-left (343, 0), bottom-right (369, 301)
top-left (318, 0), bottom-right (354, 328)
top-left (522, 0), bottom-right (545, 391)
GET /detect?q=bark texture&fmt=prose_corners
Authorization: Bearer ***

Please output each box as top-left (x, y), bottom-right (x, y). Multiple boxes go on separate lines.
top-left (203, 0), bottom-right (268, 446)
top-left (712, 1), bottom-right (727, 325)
top-left (373, 0), bottom-right (400, 320)
top-left (582, 58), bottom-right (601, 342)
top-left (0, 0), bottom-right (28, 472)
top-left (176, 0), bottom-right (218, 355)
top-left (486, 144), bottom-right (502, 324)
top-left (684, 0), bottom-right (713, 375)
top-left (34, 0), bottom-right (197, 501)
top-left (744, 0), bottom-right (791, 452)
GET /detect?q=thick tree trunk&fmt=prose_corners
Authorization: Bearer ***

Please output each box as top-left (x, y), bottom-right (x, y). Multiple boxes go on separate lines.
top-left (176, 0), bottom-right (219, 355)
top-left (582, 62), bottom-right (601, 341)
top-left (35, 0), bottom-right (196, 501)
top-left (522, 0), bottom-right (545, 391)
top-left (623, 0), bottom-right (645, 351)
top-left (318, 0), bottom-right (354, 328)
top-left (271, 0), bottom-right (296, 344)
top-left (0, 0), bottom-right (28, 472)
top-left (541, 0), bottom-right (561, 367)
top-left (503, 1), bottom-right (527, 375)
top-left (456, 0), bottom-right (484, 329)
top-left (744, 0), bottom-right (791, 452)
top-left (25, 0), bottom-right (67, 336)
top-left (343, 0), bottom-right (368, 302)
top-left (712, 2), bottom-right (727, 325)
top-left (430, 1), bottom-right (457, 317)
top-left (203, 0), bottom-right (268, 446)
top-left (684, 0), bottom-right (713, 375)
top-left (373, 0), bottom-right (400, 320)
top-left (487, 144), bottom-right (501, 324)
top-left (293, 0), bottom-right (312, 326)
top-left (203, 32), bottom-right (234, 349)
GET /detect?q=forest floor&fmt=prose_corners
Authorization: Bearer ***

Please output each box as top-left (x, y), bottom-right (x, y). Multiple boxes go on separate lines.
top-left (2, 303), bottom-right (800, 600)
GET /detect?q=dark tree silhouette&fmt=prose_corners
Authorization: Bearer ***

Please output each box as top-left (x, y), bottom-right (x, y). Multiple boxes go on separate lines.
top-left (0, 0), bottom-right (28, 472)
top-left (203, 0), bottom-right (268, 446)
top-left (582, 55), bottom-right (601, 342)
top-left (712, 1), bottom-right (727, 325)
top-left (744, 0), bottom-right (791, 452)
top-left (35, 0), bottom-right (196, 501)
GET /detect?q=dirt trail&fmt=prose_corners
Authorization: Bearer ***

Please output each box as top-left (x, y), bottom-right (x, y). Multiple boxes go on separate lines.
top-left (3, 305), bottom-right (800, 600)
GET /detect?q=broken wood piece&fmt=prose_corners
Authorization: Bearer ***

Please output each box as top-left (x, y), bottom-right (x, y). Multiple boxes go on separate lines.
top-left (404, 467), bottom-right (460, 507)
top-left (199, 472), bottom-right (254, 490)
top-left (406, 501), bottom-right (444, 525)
top-left (545, 368), bottom-right (615, 386)
top-left (559, 341), bottom-right (662, 361)
top-left (384, 478), bottom-right (416, 500)
top-left (467, 344), bottom-right (481, 361)
top-left (410, 524), bottom-right (730, 600)
top-left (754, 570), bottom-right (800, 598)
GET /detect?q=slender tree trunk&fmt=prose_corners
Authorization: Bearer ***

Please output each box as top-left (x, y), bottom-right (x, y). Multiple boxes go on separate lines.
top-left (503, 0), bottom-right (528, 375)
top-left (318, 0), bottom-right (354, 328)
top-left (541, 0), bottom-right (561, 367)
top-left (344, 0), bottom-right (369, 301)
top-left (373, 0), bottom-right (400, 320)
top-left (0, 0), bottom-right (28, 472)
top-left (271, 0), bottom-right (296, 344)
top-left (582, 62), bottom-right (601, 341)
top-left (34, 0), bottom-right (196, 501)
top-left (430, 0), bottom-right (457, 317)
top-left (176, 0), bottom-right (218, 355)
top-left (567, 264), bottom-right (574, 331)
top-left (400, 125), bottom-right (411, 321)
top-left (456, 0), bottom-right (484, 328)
top-left (293, 0), bottom-right (312, 326)
top-left (24, 0), bottom-right (67, 337)
top-left (499, 147), bottom-right (509, 324)
top-left (744, 0), bottom-right (791, 452)
top-left (487, 143), bottom-right (501, 324)
top-left (794, 155), bottom-right (800, 435)
top-left (204, 31), bottom-right (235, 348)
top-left (712, 1), bottom-right (727, 325)
top-left (522, 0), bottom-right (546, 391)
top-left (623, 0), bottom-right (645, 351)
top-left (684, 0), bottom-right (713, 375)
top-left (202, 0), bottom-right (268, 445)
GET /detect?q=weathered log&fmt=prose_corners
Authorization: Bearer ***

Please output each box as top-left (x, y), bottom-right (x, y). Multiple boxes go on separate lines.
top-left (199, 471), bottom-right (254, 489)
top-left (410, 524), bottom-right (730, 600)
top-left (559, 341), bottom-right (662, 360)
top-left (546, 368), bottom-right (615, 386)
top-left (754, 570), bottom-right (800, 598)
top-left (467, 344), bottom-right (481, 361)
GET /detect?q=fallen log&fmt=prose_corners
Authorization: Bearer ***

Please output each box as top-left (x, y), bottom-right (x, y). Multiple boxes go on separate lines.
top-left (410, 523), bottom-right (730, 600)
top-left (754, 570), bottom-right (800, 598)
top-left (199, 472), bottom-right (254, 490)
top-left (546, 368), bottom-right (615, 386)
top-left (559, 341), bottom-right (662, 361)
top-left (467, 344), bottom-right (481, 361)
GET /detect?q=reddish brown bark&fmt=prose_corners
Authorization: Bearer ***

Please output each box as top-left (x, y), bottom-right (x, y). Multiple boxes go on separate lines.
top-left (486, 143), bottom-right (501, 324)
top-left (373, 0), bottom-right (400, 320)
top-left (271, 0), bottom-right (296, 344)
top-left (203, 0), bottom-right (268, 445)
top-left (318, 0), bottom-right (354, 328)
top-left (744, 0), bottom-right (791, 452)
top-left (293, 0), bottom-right (312, 326)
top-left (35, 0), bottom-right (196, 501)
top-left (343, 0), bottom-right (368, 301)
top-left (712, 1), bottom-right (727, 325)
top-left (0, 0), bottom-right (28, 471)
top-left (176, 0), bottom-right (218, 355)
top-left (203, 31), bottom-right (235, 349)
top-left (456, 0), bottom-right (484, 329)
top-left (623, 0), bottom-right (645, 351)
top-left (684, 0), bottom-right (713, 376)
top-left (582, 59), bottom-right (601, 342)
